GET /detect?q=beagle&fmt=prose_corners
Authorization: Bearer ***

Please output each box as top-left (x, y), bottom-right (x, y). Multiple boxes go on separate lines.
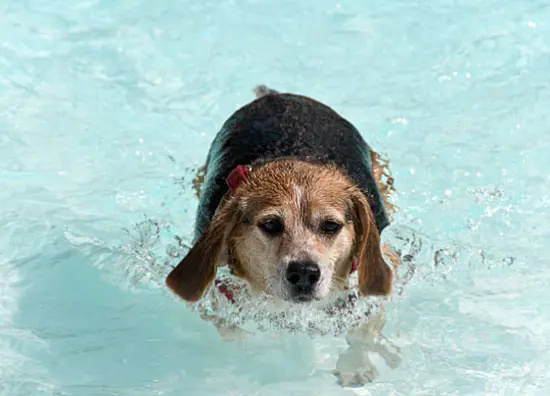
top-left (166, 85), bottom-right (401, 386)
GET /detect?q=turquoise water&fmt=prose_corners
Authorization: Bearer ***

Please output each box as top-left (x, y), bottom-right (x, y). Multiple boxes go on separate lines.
top-left (1, 0), bottom-right (550, 394)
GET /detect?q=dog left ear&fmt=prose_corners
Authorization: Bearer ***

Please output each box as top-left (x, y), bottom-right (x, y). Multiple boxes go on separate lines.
top-left (350, 191), bottom-right (393, 297)
top-left (165, 199), bottom-right (239, 302)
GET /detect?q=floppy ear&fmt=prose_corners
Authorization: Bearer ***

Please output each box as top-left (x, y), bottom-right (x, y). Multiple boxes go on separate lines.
top-left (165, 199), bottom-right (238, 302)
top-left (351, 191), bottom-right (393, 297)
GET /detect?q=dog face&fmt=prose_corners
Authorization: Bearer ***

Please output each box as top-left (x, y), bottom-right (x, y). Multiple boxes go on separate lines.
top-left (228, 162), bottom-right (357, 301)
top-left (166, 160), bottom-right (392, 303)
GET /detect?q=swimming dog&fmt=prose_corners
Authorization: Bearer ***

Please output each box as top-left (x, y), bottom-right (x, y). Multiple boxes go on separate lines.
top-left (166, 85), bottom-right (401, 385)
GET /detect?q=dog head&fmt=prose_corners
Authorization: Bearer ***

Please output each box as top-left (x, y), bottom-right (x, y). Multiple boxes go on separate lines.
top-left (166, 160), bottom-right (392, 303)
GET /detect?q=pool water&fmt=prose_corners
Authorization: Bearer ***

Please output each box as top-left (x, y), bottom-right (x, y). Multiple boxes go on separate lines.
top-left (1, 0), bottom-right (550, 394)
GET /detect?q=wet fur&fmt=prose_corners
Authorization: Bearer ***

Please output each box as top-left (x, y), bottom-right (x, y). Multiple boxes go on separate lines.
top-left (170, 160), bottom-right (392, 302)
top-left (170, 85), bottom-right (402, 386)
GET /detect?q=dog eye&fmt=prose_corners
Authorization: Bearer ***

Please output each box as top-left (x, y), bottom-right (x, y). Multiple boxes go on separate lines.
top-left (258, 218), bottom-right (284, 235)
top-left (321, 220), bottom-right (343, 234)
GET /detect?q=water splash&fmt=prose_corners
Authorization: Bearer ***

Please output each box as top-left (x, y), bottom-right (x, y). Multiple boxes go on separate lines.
top-left (192, 268), bottom-right (383, 337)
top-left (65, 210), bottom-right (519, 339)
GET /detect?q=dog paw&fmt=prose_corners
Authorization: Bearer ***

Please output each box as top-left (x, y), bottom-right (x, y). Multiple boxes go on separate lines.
top-left (379, 347), bottom-right (402, 369)
top-left (334, 347), bottom-right (379, 387)
top-left (333, 366), bottom-right (378, 387)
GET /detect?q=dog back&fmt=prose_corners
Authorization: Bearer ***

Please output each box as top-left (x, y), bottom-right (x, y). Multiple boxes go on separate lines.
top-left (194, 92), bottom-right (389, 241)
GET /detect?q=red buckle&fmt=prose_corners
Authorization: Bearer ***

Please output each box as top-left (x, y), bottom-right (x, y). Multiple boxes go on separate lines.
top-left (225, 165), bottom-right (250, 192)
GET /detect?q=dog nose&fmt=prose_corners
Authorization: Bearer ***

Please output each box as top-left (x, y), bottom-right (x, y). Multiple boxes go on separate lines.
top-left (285, 261), bottom-right (321, 288)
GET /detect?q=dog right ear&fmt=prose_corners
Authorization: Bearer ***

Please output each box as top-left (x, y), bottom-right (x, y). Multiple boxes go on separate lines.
top-left (165, 200), bottom-right (238, 302)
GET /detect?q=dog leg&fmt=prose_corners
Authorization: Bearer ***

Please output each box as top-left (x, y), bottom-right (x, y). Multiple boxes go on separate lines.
top-left (371, 149), bottom-right (397, 218)
top-left (334, 308), bottom-right (402, 386)
top-left (334, 342), bottom-right (379, 386)
top-left (191, 164), bottom-right (207, 199)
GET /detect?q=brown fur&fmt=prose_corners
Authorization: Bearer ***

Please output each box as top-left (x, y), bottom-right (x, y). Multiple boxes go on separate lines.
top-left (371, 150), bottom-right (397, 218)
top-left (167, 160), bottom-right (394, 302)
top-left (166, 196), bottom-right (237, 302)
top-left (191, 165), bottom-right (207, 199)
top-left (191, 150), bottom-right (400, 271)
